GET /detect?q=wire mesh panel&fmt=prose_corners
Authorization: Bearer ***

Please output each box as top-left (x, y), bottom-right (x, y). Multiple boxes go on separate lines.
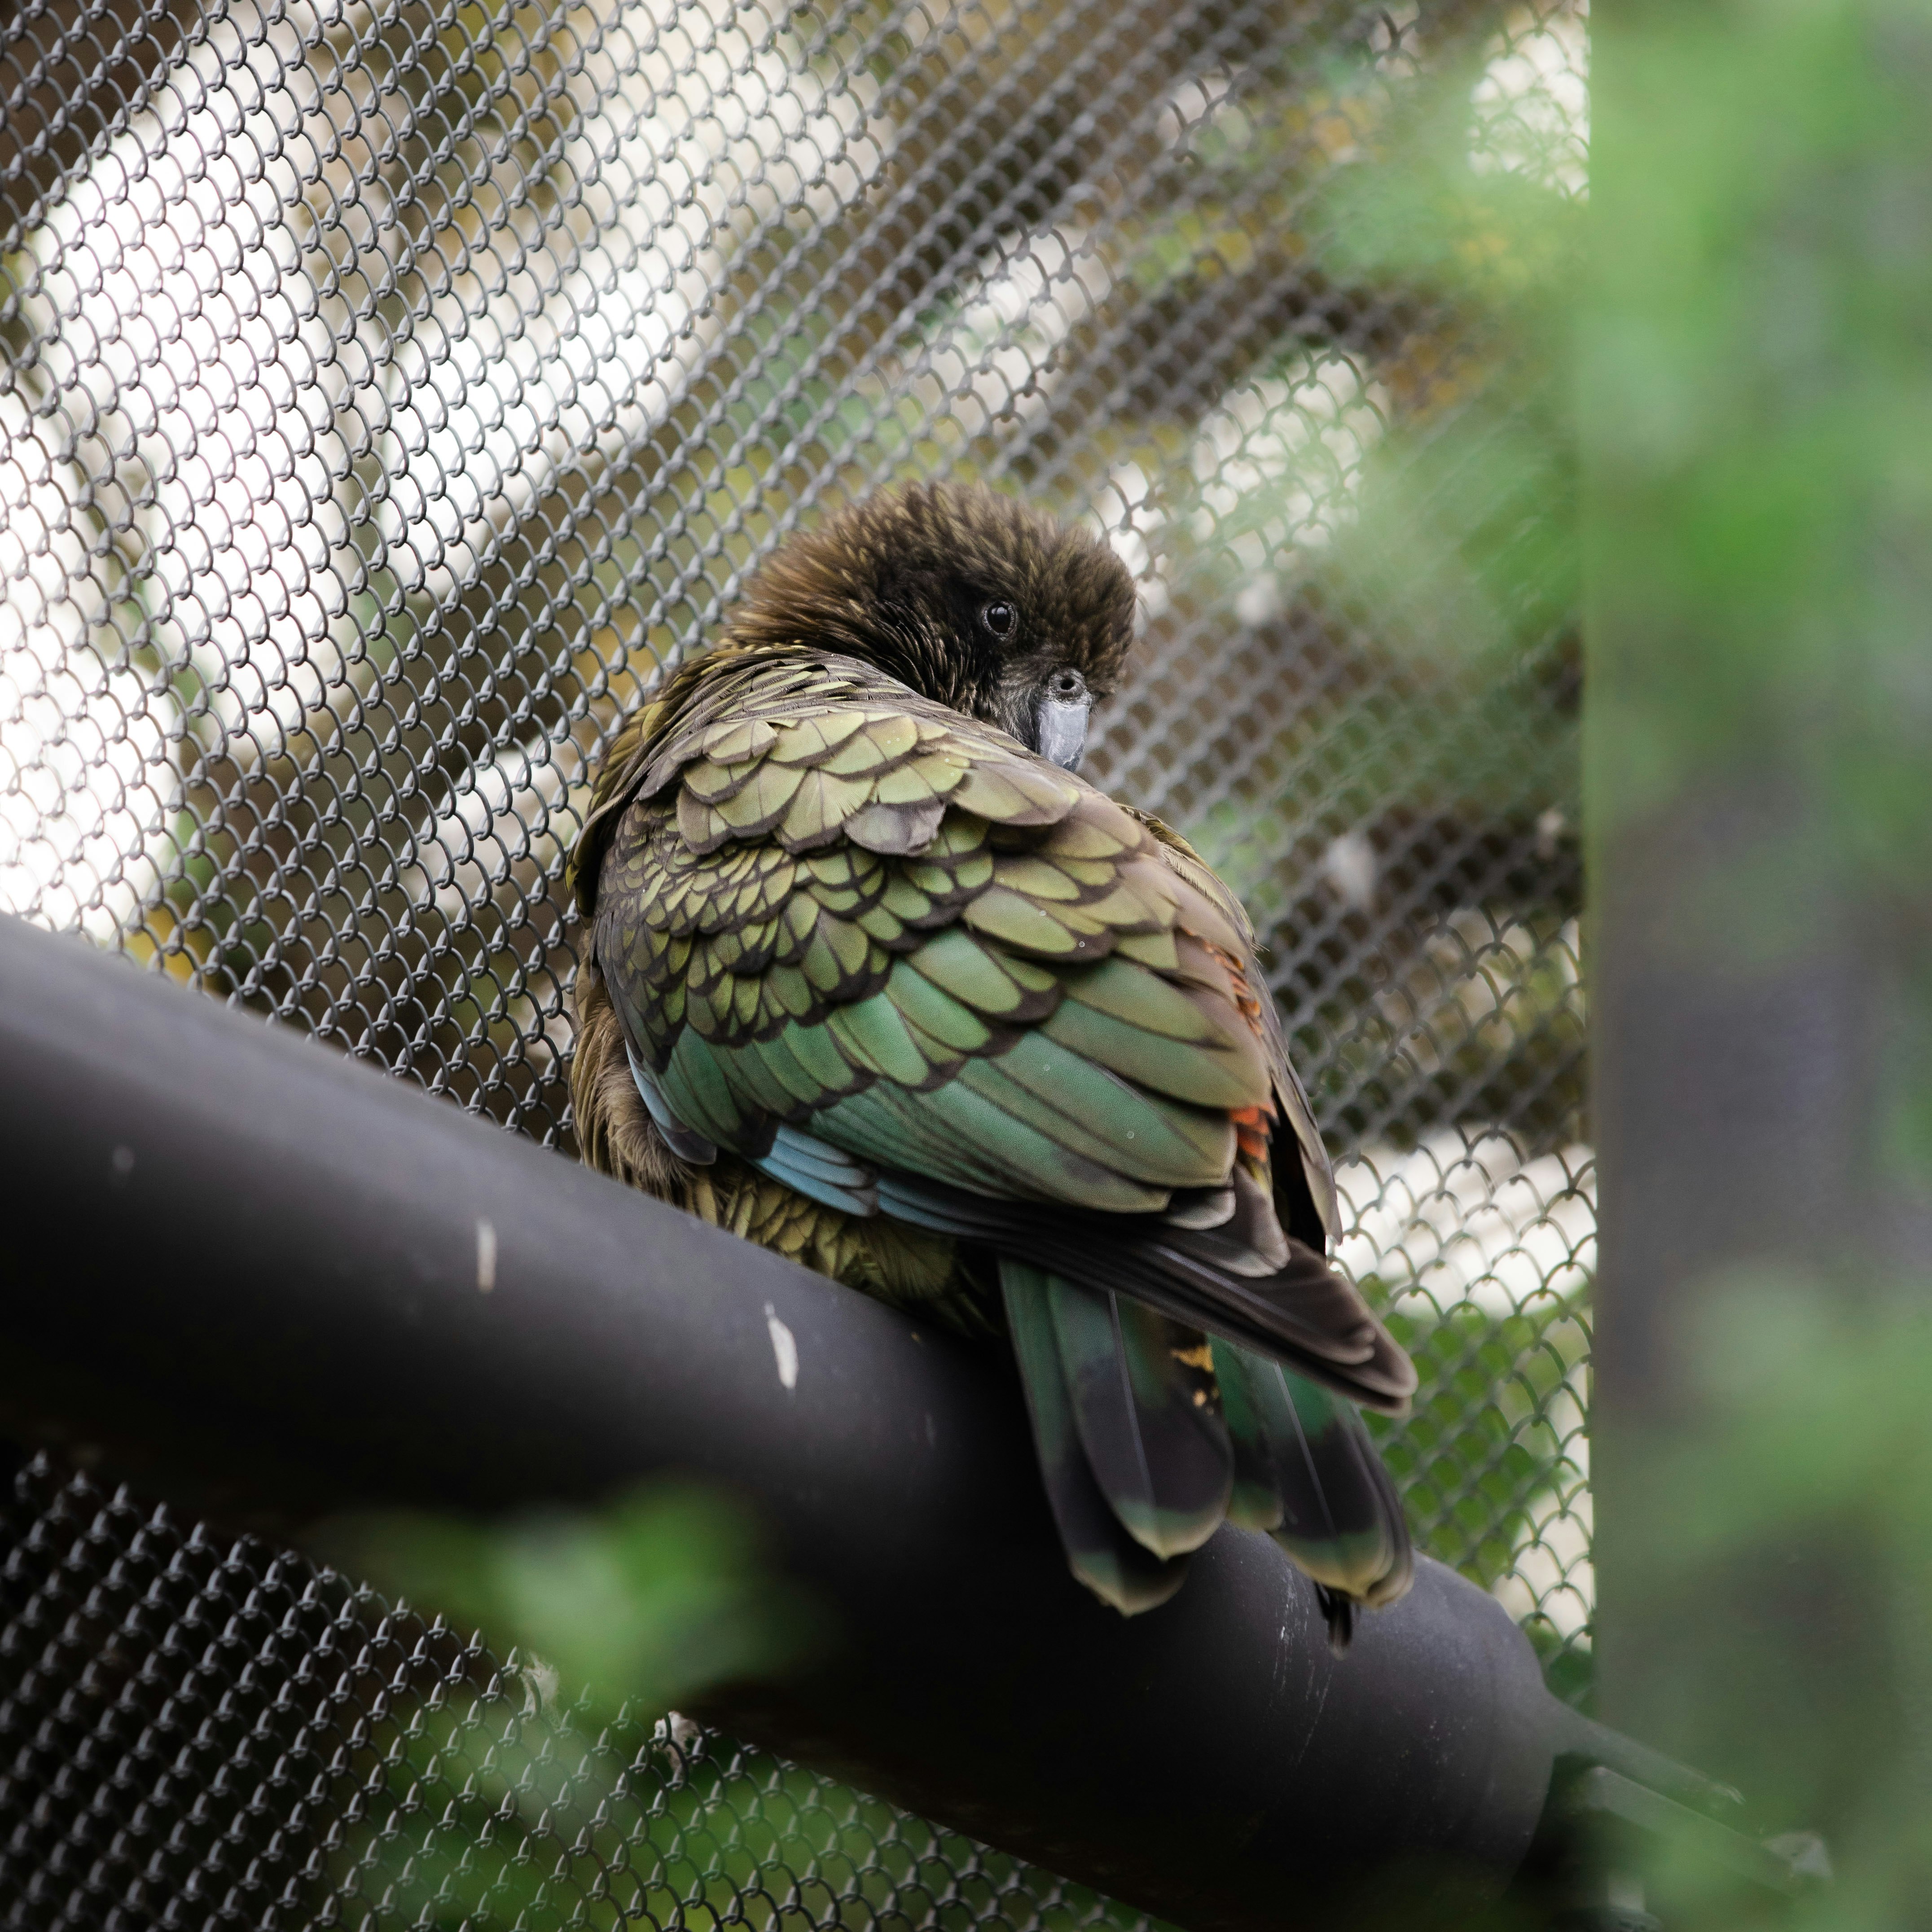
top-left (0, 1453), bottom-right (1155, 1931)
top-left (0, 0), bottom-right (1589, 1916)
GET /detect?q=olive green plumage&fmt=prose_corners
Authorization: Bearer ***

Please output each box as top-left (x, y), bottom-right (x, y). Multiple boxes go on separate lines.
top-left (569, 481), bottom-right (1414, 1638)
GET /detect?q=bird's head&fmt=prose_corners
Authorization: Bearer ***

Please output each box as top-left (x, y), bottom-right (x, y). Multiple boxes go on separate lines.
top-left (724, 482), bottom-right (1136, 770)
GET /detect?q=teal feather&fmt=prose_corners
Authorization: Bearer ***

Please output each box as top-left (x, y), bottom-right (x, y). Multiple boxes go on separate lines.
top-left (925, 1076), bottom-right (1171, 1211)
top-left (842, 1072), bottom-right (1170, 1212)
top-left (812, 1084), bottom-right (1019, 1198)
top-left (655, 1032), bottom-right (749, 1149)
top-left (716, 1034), bottom-right (806, 1120)
top-left (1061, 956), bottom-right (1221, 1041)
top-left (948, 1055), bottom-right (1143, 1176)
top-left (624, 1049), bottom-right (717, 1164)
top-left (777, 1015), bottom-right (865, 1098)
top-left (1040, 996), bottom-right (1264, 1110)
top-left (826, 992), bottom-right (933, 1086)
top-left (754, 1125), bottom-right (877, 1216)
top-left (907, 926), bottom-right (1058, 1019)
top-left (884, 957), bottom-right (997, 1052)
top-left (738, 1032), bottom-right (827, 1113)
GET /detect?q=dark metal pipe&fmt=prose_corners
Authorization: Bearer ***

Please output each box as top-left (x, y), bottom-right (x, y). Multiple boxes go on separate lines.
top-left (0, 913), bottom-right (1567, 1930)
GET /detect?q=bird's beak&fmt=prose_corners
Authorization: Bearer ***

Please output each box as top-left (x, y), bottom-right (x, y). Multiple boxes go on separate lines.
top-left (1036, 697), bottom-right (1091, 771)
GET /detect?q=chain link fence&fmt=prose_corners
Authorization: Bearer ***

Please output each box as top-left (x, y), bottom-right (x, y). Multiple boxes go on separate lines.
top-left (0, 0), bottom-right (1589, 1919)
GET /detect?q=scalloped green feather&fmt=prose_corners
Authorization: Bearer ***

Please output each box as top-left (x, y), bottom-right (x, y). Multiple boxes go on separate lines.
top-left (780, 894), bottom-right (818, 948)
top-left (883, 957), bottom-right (996, 1053)
top-left (694, 716), bottom-right (778, 764)
top-left (820, 729), bottom-right (901, 777)
top-left (801, 927), bottom-right (849, 995)
top-left (855, 901), bottom-right (906, 946)
top-left (766, 967), bottom-right (816, 1019)
top-left (1063, 955), bottom-right (1225, 1043)
top-left (807, 885), bottom-right (865, 915)
top-left (777, 1015), bottom-right (867, 1098)
top-left (659, 1029), bottom-right (755, 1146)
top-left (804, 847), bottom-right (856, 885)
top-left (768, 711), bottom-right (868, 764)
top-left (1045, 812), bottom-right (1134, 860)
top-left (730, 975), bottom-right (761, 1029)
top-left (962, 888), bottom-right (1101, 957)
top-left (906, 926), bottom-right (1055, 1017)
top-left (682, 758), bottom-right (750, 804)
top-left (872, 757), bottom-right (963, 805)
top-left (962, 1037), bottom-right (1230, 1187)
top-left (825, 915), bottom-right (874, 979)
top-left (717, 761), bottom-right (805, 836)
top-left (1112, 926), bottom-right (1181, 972)
top-left (990, 855), bottom-right (1085, 904)
top-left (951, 766), bottom-right (1063, 825)
top-left (1041, 996), bottom-right (1268, 1110)
top-left (880, 875), bottom-right (937, 924)
top-left (780, 768), bottom-right (876, 849)
top-left (907, 1076), bottom-right (1172, 1212)
top-left (826, 993), bottom-right (936, 1086)
top-left (1074, 875), bottom-right (1172, 935)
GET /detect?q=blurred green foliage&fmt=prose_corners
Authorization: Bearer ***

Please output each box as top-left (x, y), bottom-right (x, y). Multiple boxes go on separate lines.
top-left (1604, 1286), bottom-right (1932, 1929)
top-left (1586, 0), bottom-right (1932, 1921)
top-left (1586, 0), bottom-right (1932, 892)
top-left (331, 1480), bottom-right (820, 1727)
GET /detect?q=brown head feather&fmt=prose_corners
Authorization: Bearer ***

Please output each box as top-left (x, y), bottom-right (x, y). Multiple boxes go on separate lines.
top-left (722, 482), bottom-right (1135, 738)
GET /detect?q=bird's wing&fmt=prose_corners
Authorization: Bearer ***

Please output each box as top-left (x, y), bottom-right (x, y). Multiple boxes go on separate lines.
top-left (1119, 806), bottom-right (1341, 1249)
top-left (590, 648), bottom-right (1410, 1410)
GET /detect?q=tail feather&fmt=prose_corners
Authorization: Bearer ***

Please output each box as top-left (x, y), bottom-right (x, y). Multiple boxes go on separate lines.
top-left (1212, 1340), bottom-right (1414, 1651)
top-left (1000, 1261), bottom-right (1188, 1614)
top-left (1044, 1276), bottom-right (1233, 1561)
top-left (1216, 1336), bottom-right (1289, 1535)
top-left (999, 1266), bottom-right (1410, 1636)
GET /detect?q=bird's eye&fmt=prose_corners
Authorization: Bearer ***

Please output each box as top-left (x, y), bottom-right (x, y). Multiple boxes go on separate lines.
top-left (980, 599), bottom-right (1017, 638)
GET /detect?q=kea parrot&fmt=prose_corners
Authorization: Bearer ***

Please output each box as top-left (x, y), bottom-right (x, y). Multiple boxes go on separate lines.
top-left (567, 482), bottom-right (1415, 1640)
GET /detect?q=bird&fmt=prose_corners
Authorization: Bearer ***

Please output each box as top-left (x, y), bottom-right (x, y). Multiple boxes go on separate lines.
top-left (566, 481), bottom-right (1415, 1642)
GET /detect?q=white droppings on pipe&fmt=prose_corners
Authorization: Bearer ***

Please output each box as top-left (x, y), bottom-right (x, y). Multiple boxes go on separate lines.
top-left (476, 1218), bottom-right (497, 1293)
top-left (765, 1303), bottom-right (799, 1390)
